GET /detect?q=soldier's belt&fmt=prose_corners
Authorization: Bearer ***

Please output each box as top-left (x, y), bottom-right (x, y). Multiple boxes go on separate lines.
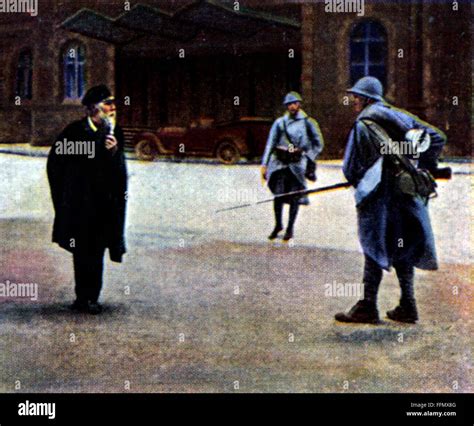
top-left (274, 146), bottom-right (303, 163)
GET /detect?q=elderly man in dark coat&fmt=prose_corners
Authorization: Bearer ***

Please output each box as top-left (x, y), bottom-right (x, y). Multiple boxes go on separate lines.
top-left (261, 92), bottom-right (324, 241)
top-left (47, 85), bottom-right (128, 314)
top-left (335, 77), bottom-right (446, 324)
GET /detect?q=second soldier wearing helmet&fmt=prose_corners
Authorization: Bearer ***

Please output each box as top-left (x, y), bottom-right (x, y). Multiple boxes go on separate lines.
top-left (261, 92), bottom-right (324, 241)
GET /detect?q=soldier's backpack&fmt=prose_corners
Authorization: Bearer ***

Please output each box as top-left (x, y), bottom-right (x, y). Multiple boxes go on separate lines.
top-left (361, 118), bottom-right (437, 200)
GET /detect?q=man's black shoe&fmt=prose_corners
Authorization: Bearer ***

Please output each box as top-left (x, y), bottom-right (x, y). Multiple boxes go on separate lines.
top-left (70, 299), bottom-right (88, 312)
top-left (335, 300), bottom-right (380, 324)
top-left (87, 302), bottom-right (103, 315)
top-left (387, 304), bottom-right (418, 323)
top-left (268, 225), bottom-right (283, 240)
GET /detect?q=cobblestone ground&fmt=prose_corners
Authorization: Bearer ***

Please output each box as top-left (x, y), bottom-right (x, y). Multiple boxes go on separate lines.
top-left (0, 154), bottom-right (471, 392)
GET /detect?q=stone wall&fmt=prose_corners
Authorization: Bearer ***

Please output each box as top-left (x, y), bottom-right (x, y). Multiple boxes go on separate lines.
top-left (301, 1), bottom-right (471, 157)
top-left (0, 3), bottom-right (115, 145)
top-left (0, 0), bottom-right (470, 156)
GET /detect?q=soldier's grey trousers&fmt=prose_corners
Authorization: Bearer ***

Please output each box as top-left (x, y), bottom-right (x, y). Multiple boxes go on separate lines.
top-left (363, 255), bottom-right (415, 306)
top-left (269, 168), bottom-right (303, 232)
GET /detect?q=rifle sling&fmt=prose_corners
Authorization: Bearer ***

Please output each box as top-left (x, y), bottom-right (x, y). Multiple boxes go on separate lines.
top-left (360, 118), bottom-right (419, 176)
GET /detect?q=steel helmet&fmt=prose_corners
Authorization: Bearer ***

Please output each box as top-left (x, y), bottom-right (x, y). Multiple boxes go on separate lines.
top-left (347, 76), bottom-right (384, 102)
top-left (283, 91), bottom-right (303, 105)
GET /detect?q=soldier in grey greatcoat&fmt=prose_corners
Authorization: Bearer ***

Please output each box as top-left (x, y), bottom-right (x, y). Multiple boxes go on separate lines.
top-left (261, 92), bottom-right (324, 241)
top-left (335, 77), bottom-right (446, 324)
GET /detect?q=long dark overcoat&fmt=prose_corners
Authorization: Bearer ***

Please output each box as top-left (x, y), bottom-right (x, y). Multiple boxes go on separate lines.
top-left (47, 117), bottom-right (128, 262)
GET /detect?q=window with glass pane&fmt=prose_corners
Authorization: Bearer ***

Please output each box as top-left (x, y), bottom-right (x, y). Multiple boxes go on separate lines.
top-left (63, 44), bottom-right (85, 100)
top-left (16, 50), bottom-right (33, 100)
top-left (349, 21), bottom-right (387, 88)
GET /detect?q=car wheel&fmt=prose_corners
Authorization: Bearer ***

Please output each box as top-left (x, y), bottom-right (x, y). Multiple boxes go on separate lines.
top-left (216, 140), bottom-right (240, 165)
top-left (135, 134), bottom-right (161, 161)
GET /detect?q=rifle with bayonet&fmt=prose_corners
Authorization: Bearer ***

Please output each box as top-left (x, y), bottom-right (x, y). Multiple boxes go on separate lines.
top-left (215, 167), bottom-right (452, 213)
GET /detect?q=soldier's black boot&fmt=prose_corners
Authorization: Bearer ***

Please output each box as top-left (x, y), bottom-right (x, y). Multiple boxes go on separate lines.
top-left (283, 201), bottom-right (298, 241)
top-left (268, 225), bottom-right (283, 240)
top-left (269, 200), bottom-right (284, 240)
top-left (335, 300), bottom-right (380, 324)
top-left (282, 228), bottom-right (293, 241)
top-left (389, 263), bottom-right (418, 323)
top-left (387, 301), bottom-right (418, 323)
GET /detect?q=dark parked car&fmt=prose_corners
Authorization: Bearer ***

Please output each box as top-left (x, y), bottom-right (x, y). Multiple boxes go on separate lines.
top-left (130, 117), bottom-right (272, 164)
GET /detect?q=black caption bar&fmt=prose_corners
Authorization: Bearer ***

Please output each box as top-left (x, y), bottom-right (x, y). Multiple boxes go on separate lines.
top-left (0, 393), bottom-right (471, 425)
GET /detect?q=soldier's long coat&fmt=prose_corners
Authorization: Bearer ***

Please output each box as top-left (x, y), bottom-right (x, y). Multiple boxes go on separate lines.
top-left (343, 101), bottom-right (446, 270)
top-left (261, 109), bottom-right (324, 202)
top-left (47, 117), bottom-right (128, 262)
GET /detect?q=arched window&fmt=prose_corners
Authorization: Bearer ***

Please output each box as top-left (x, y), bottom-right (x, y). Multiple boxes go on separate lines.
top-left (63, 42), bottom-right (86, 100)
top-left (350, 21), bottom-right (387, 88)
top-left (15, 50), bottom-right (33, 100)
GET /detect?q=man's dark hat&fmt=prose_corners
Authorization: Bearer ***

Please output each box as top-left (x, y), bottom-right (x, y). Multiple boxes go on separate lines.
top-left (81, 84), bottom-right (112, 106)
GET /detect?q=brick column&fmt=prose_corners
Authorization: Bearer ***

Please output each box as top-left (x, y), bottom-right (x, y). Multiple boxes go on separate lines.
top-left (301, 4), bottom-right (315, 116)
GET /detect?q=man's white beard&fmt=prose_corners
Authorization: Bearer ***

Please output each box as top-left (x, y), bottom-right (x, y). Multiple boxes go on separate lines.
top-left (99, 109), bottom-right (116, 134)
top-left (105, 112), bottom-right (116, 134)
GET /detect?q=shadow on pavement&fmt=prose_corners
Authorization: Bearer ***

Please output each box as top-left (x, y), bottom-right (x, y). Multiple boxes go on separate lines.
top-left (0, 302), bottom-right (129, 322)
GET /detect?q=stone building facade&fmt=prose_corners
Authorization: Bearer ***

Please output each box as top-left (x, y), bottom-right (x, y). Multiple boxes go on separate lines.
top-left (0, 0), bottom-right (470, 157)
top-left (300, 0), bottom-right (471, 157)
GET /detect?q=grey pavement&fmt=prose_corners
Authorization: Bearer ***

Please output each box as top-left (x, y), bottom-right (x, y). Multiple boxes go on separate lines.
top-left (0, 153), bottom-right (472, 393)
top-left (0, 152), bottom-right (471, 264)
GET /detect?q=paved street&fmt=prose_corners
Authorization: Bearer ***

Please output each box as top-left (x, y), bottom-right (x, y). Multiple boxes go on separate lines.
top-left (0, 153), bottom-right (472, 392)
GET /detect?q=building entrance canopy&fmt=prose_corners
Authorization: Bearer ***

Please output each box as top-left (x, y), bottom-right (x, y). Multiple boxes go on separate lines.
top-left (61, 1), bottom-right (301, 56)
